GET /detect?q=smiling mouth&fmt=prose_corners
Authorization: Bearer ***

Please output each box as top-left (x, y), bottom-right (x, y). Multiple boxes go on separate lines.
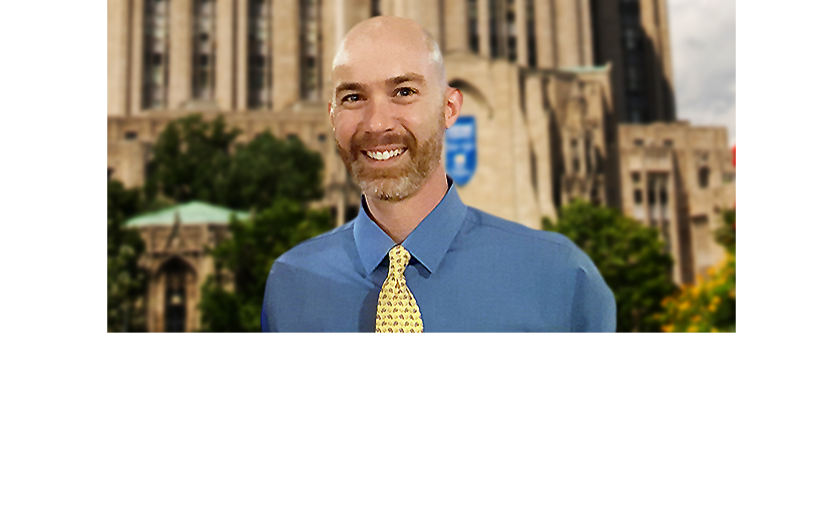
top-left (363, 148), bottom-right (407, 161)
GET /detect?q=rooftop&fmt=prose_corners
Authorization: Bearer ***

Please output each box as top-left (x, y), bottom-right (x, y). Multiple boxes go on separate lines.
top-left (126, 201), bottom-right (250, 227)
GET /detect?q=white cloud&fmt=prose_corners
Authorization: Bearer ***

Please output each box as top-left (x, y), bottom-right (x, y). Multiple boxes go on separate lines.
top-left (666, 0), bottom-right (736, 144)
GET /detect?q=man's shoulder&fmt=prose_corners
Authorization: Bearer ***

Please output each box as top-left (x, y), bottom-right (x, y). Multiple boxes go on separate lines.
top-left (462, 206), bottom-right (580, 254)
top-left (273, 220), bottom-right (355, 267)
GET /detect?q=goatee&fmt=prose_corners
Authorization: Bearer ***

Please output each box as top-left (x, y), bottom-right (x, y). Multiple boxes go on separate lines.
top-left (338, 114), bottom-right (445, 202)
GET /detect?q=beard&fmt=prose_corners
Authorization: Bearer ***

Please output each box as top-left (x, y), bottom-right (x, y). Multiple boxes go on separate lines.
top-left (338, 112), bottom-right (445, 202)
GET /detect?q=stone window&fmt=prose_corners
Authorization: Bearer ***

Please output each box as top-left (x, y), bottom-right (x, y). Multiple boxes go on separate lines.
top-left (633, 189), bottom-right (642, 204)
top-left (634, 138), bottom-right (644, 147)
top-left (124, 131), bottom-right (138, 140)
top-left (108, 168), bottom-right (115, 180)
top-left (370, 0), bottom-right (380, 17)
top-left (698, 166), bottom-right (710, 188)
top-left (526, 0), bottom-right (536, 66)
top-left (619, 0), bottom-right (648, 122)
top-left (505, 0), bottom-right (517, 62)
top-left (489, 0), bottom-right (515, 60)
top-left (248, 0), bottom-right (272, 109)
top-left (142, 0), bottom-right (170, 109)
top-left (489, 0), bottom-right (499, 57)
top-left (467, 0), bottom-right (479, 53)
top-left (663, 139), bottom-right (674, 147)
top-left (647, 173), bottom-right (669, 224)
top-left (192, 0), bottom-right (216, 100)
top-left (300, 0), bottom-right (322, 101)
top-left (631, 171), bottom-right (640, 183)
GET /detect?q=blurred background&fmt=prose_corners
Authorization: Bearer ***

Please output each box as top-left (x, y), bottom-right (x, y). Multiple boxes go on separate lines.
top-left (107, 0), bottom-right (735, 332)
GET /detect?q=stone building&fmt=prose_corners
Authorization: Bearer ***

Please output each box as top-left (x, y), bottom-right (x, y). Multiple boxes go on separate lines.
top-left (108, 0), bottom-right (734, 330)
top-left (126, 202), bottom-right (249, 332)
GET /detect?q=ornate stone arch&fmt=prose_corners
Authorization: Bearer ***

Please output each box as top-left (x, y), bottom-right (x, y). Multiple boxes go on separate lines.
top-left (448, 78), bottom-right (494, 120)
top-left (151, 255), bottom-right (198, 332)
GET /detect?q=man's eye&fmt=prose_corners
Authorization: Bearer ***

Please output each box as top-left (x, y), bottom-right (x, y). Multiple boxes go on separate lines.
top-left (342, 93), bottom-right (361, 103)
top-left (396, 87), bottom-right (417, 97)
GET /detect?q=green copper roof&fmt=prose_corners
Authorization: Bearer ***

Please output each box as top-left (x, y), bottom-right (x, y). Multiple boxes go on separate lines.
top-left (558, 65), bottom-right (610, 74)
top-left (126, 201), bottom-right (250, 227)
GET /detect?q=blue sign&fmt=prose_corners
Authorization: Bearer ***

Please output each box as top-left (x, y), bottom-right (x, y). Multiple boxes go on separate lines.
top-left (445, 115), bottom-right (477, 186)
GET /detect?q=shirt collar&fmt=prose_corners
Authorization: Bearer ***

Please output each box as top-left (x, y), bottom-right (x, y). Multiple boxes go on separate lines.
top-left (353, 176), bottom-right (468, 276)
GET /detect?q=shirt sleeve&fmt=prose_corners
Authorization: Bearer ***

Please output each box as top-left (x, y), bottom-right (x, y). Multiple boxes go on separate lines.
top-left (571, 258), bottom-right (617, 333)
top-left (261, 301), bottom-right (270, 332)
top-left (261, 261), bottom-right (281, 332)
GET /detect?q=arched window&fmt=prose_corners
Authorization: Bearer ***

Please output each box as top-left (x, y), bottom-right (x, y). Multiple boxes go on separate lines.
top-left (698, 166), bottom-right (710, 188)
top-left (160, 258), bottom-right (191, 332)
top-left (143, 0), bottom-right (170, 109)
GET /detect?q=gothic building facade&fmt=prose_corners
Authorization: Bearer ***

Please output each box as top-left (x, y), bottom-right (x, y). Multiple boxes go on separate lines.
top-left (107, 0), bottom-right (734, 330)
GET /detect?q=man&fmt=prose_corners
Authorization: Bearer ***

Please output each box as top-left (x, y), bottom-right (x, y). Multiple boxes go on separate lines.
top-left (261, 16), bottom-right (615, 332)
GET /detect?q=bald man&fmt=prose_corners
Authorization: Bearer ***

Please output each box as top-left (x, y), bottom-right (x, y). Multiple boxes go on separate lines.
top-left (261, 16), bottom-right (616, 332)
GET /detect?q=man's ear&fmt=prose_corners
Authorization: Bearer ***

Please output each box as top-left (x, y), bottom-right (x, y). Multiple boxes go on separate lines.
top-left (444, 87), bottom-right (464, 129)
top-left (328, 102), bottom-right (334, 128)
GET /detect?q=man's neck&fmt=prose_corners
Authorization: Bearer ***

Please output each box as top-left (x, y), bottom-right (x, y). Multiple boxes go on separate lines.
top-left (365, 167), bottom-right (449, 244)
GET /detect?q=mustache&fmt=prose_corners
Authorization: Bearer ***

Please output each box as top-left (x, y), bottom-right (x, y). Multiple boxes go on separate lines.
top-left (350, 131), bottom-right (417, 155)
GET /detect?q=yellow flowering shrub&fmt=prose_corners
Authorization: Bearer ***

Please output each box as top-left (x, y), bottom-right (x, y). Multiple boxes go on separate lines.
top-left (657, 253), bottom-right (736, 333)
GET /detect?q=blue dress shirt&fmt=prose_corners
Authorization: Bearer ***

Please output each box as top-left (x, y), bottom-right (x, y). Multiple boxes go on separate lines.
top-left (261, 181), bottom-right (616, 332)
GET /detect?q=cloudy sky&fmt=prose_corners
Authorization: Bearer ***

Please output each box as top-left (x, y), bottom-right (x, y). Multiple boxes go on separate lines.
top-left (666, 0), bottom-right (736, 144)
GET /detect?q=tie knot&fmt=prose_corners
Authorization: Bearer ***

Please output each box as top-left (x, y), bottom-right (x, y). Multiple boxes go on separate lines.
top-left (388, 245), bottom-right (411, 275)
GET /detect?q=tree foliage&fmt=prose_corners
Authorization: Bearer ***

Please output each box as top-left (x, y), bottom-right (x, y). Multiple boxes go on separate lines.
top-left (658, 208), bottom-right (736, 332)
top-left (108, 114), bottom-right (336, 332)
top-left (145, 114), bottom-right (324, 212)
top-left (543, 200), bottom-right (677, 332)
top-left (145, 115), bottom-right (240, 206)
top-left (108, 180), bottom-right (147, 332)
top-left (199, 199), bottom-right (333, 332)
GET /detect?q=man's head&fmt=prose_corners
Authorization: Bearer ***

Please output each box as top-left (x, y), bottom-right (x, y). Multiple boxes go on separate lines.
top-left (329, 16), bottom-right (462, 202)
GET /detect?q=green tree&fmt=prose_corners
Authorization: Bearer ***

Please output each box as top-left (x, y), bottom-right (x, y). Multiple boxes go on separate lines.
top-left (108, 180), bottom-right (148, 332)
top-left (658, 207), bottom-right (736, 332)
top-left (543, 200), bottom-right (677, 332)
top-left (144, 114), bottom-right (240, 206)
top-left (146, 115), bottom-right (324, 213)
top-left (714, 208), bottom-right (736, 255)
top-left (199, 199), bottom-right (333, 332)
top-left (129, 114), bottom-right (335, 331)
top-left (225, 133), bottom-right (325, 211)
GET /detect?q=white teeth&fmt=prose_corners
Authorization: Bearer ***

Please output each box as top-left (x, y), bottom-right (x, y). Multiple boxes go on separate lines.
top-left (366, 149), bottom-right (403, 161)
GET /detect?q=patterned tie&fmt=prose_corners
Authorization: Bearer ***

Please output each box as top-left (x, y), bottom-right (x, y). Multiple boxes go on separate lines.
top-left (375, 245), bottom-right (424, 333)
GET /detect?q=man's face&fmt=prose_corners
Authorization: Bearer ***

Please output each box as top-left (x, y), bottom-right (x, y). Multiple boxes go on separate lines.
top-left (330, 33), bottom-right (448, 202)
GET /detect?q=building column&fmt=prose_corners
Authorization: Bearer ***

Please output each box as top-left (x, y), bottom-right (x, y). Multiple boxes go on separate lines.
top-left (108, 0), bottom-right (130, 116)
top-left (216, 0), bottom-right (235, 110)
top-left (168, 0), bottom-right (192, 108)
top-left (556, 0), bottom-right (581, 67)
top-left (534, 0), bottom-right (555, 68)
top-left (578, 0), bottom-right (593, 65)
top-left (477, 0), bottom-right (489, 58)
top-left (236, 0), bottom-right (248, 109)
top-left (273, 0), bottom-right (299, 109)
top-left (443, 0), bottom-right (468, 53)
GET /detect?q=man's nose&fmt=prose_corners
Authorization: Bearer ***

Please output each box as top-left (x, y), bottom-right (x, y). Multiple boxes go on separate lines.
top-left (361, 96), bottom-right (395, 134)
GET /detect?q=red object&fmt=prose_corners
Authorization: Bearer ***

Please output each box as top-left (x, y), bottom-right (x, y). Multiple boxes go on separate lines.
top-left (732, 145), bottom-right (736, 167)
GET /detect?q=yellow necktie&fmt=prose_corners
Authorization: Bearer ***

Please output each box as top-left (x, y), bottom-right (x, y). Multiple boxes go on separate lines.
top-left (376, 245), bottom-right (424, 333)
